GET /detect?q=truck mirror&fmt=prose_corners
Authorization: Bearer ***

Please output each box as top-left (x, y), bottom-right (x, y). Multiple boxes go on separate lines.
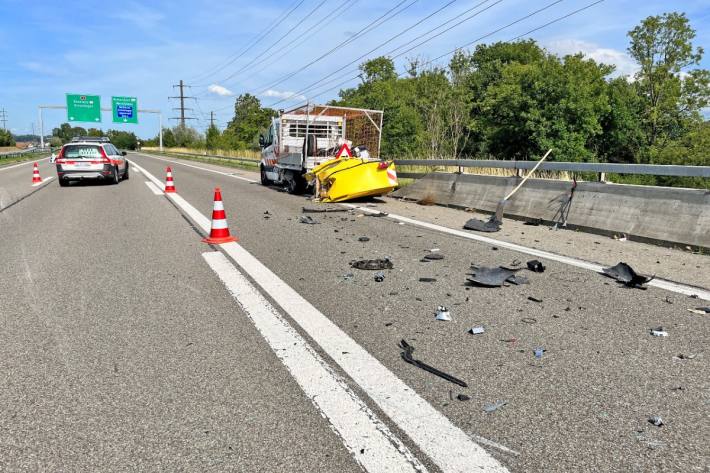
top-left (259, 135), bottom-right (265, 147)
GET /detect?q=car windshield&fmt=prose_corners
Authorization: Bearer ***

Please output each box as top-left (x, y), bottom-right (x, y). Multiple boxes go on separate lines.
top-left (63, 145), bottom-right (102, 159)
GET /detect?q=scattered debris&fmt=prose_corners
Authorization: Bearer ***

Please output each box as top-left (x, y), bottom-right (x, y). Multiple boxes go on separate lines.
top-left (263, 211), bottom-right (271, 219)
top-left (302, 206), bottom-right (349, 213)
top-left (299, 215), bottom-right (320, 225)
top-left (419, 277), bottom-right (437, 283)
top-left (687, 307), bottom-right (710, 315)
top-left (424, 253), bottom-right (444, 261)
top-left (510, 259), bottom-right (522, 267)
top-left (399, 340), bottom-right (467, 387)
top-left (374, 272), bottom-right (385, 282)
top-left (528, 296), bottom-right (543, 303)
top-left (435, 306), bottom-right (451, 321)
top-left (483, 400), bottom-right (507, 413)
top-left (467, 265), bottom-right (520, 287)
top-left (521, 317), bottom-right (537, 324)
top-left (351, 258), bottom-right (393, 270)
top-left (469, 326), bottom-right (485, 335)
top-left (602, 262), bottom-right (654, 288)
top-left (526, 260), bottom-right (545, 273)
top-left (650, 327), bottom-right (669, 337)
top-left (429, 248), bottom-right (440, 252)
top-left (534, 347), bottom-right (545, 358)
top-left (673, 353), bottom-right (696, 360)
top-left (464, 216), bottom-right (501, 233)
top-left (366, 211), bottom-right (389, 217)
top-left (648, 415), bottom-right (664, 427)
top-left (457, 394), bottom-right (471, 401)
top-left (358, 236), bottom-right (370, 242)
top-left (342, 273), bottom-right (354, 281)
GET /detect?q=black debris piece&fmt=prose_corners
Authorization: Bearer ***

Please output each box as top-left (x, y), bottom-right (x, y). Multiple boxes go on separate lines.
top-left (419, 277), bottom-right (437, 283)
top-left (399, 340), bottom-right (467, 387)
top-left (424, 253), bottom-right (444, 261)
top-left (527, 260), bottom-right (545, 273)
top-left (358, 236), bottom-right (370, 242)
top-left (463, 216), bottom-right (501, 233)
top-left (302, 206), bottom-right (349, 213)
top-left (457, 394), bottom-right (471, 401)
top-left (299, 215), bottom-right (320, 225)
top-left (350, 258), bottom-right (393, 270)
top-left (374, 272), bottom-right (385, 282)
top-left (466, 265), bottom-right (523, 287)
top-left (602, 262), bottom-right (654, 288)
top-left (528, 296), bottom-right (543, 303)
top-left (263, 211), bottom-right (271, 219)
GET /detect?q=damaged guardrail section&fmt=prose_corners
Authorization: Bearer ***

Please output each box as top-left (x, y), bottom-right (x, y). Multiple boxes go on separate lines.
top-left (392, 165), bottom-right (710, 249)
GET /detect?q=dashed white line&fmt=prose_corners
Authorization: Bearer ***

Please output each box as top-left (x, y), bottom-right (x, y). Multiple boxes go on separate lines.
top-left (144, 181), bottom-right (162, 195)
top-left (133, 152), bottom-right (258, 183)
top-left (129, 158), bottom-right (510, 472)
top-left (203, 251), bottom-right (426, 473)
top-left (342, 204), bottom-right (710, 301)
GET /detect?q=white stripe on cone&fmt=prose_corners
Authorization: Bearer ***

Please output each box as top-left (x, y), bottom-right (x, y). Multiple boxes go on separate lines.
top-left (211, 219), bottom-right (228, 230)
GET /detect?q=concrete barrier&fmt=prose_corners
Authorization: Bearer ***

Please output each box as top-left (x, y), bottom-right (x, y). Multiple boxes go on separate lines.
top-left (392, 173), bottom-right (710, 248)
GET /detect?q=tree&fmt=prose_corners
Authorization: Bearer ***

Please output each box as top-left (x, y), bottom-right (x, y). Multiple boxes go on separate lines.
top-left (52, 123), bottom-right (88, 143)
top-left (161, 128), bottom-right (177, 147)
top-left (172, 125), bottom-right (203, 148)
top-left (628, 12), bottom-right (710, 148)
top-left (0, 129), bottom-right (15, 146)
top-left (106, 130), bottom-right (138, 150)
top-left (224, 94), bottom-right (274, 150)
top-left (206, 124), bottom-right (221, 150)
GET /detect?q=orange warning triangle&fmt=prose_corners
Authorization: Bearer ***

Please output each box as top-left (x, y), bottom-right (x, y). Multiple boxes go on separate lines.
top-left (336, 143), bottom-right (352, 158)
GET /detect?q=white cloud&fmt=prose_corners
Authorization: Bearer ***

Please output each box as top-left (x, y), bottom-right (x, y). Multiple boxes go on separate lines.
top-left (208, 84), bottom-right (234, 96)
top-left (19, 61), bottom-right (61, 76)
top-left (112, 3), bottom-right (164, 30)
top-left (262, 89), bottom-right (306, 101)
top-left (545, 39), bottom-right (639, 78)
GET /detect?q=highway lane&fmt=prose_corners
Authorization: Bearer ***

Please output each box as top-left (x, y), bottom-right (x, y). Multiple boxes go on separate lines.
top-left (130, 151), bottom-right (709, 473)
top-left (0, 157), bottom-right (53, 210)
top-left (0, 169), bottom-right (378, 472)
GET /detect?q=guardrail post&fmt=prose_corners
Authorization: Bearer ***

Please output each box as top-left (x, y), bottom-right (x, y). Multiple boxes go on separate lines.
top-left (599, 172), bottom-right (606, 182)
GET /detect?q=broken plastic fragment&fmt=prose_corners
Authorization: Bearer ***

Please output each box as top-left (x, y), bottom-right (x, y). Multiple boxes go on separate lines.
top-left (687, 307), bottom-right (710, 315)
top-left (602, 262), bottom-right (653, 288)
top-left (457, 394), bottom-right (471, 401)
top-left (464, 216), bottom-right (501, 233)
top-left (367, 211), bottom-right (388, 217)
top-left (435, 306), bottom-right (451, 321)
top-left (419, 277), bottom-right (437, 283)
top-left (350, 258), bottom-right (393, 270)
top-left (424, 253), bottom-right (444, 260)
top-left (650, 327), bottom-right (669, 337)
top-left (299, 215), bottom-right (319, 224)
top-left (358, 236), bottom-right (370, 242)
top-left (467, 266), bottom-right (517, 287)
top-left (648, 415), bottom-right (664, 427)
top-left (374, 272), bottom-right (385, 282)
top-left (534, 347), bottom-right (545, 358)
top-left (399, 340), bottom-right (467, 387)
top-left (469, 326), bottom-right (485, 335)
top-left (483, 400), bottom-right (507, 413)
top-left (527, 260), bottom-right (545, 272)
top-left (528, 296), bottom-right (543, 303)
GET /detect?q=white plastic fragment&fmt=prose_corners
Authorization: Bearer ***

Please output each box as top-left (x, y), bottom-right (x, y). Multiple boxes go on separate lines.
top-left (435, 306), bottom-right (451, 321)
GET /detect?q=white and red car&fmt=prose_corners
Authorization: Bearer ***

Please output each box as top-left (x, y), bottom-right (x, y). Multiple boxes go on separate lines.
top-left (55, 137), bottom-right (129, 186)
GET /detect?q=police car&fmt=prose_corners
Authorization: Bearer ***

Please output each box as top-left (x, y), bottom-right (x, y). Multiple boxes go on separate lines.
top-left (55, 137), bottom-right (129, 186)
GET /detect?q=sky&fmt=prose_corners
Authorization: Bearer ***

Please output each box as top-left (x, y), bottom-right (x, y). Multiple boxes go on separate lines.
top-left (0, 0), bottom-right (708, 139)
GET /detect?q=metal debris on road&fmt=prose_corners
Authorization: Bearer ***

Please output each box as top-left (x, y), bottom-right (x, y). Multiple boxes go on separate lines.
top-left (350, 258), bottom-right (393, 270)
top-left (399, 340), bottom-right (468, 387)
top-left (419, 277), bottom-right (437, 283)
top-left (483, 400), bottom-right (507, 413)
top-left (299, 215), bottom-right (320, 224)
top-left (602, 262), bottom-right (654, 288)
top-left (648, 415), bottom-right (664, 427)
top-left (342, 273), bottom-right (354, 281)
top-left (687, 307), bottom-right (710, 315)
top-left (302, 206), bottom-right (349, 213)
top-left (650, 327), bottom-right (669, 337)
top-left (467, 265), bottom-right (519, 287)
top-left (457, 394), bottom-right (471, 401)
top-left (520, 317), bottom-right (537, 324)
top-left (469, 326), bottom-right (485, 335)
top-left (463, 216), bottom-right (501, 233)
top-left (424, 253), bottom-right (444, 260)
top-left (374, 271), bottom-right (385, 282)
top-left (358, 236), bottom-right (370, 242)
top-left (366, 211), bottom-right (389, 217)
top-left (527, 260), bottom-right (545, 272)
top-left (435, 306), bottom-right (451, 321)
top-left (528, 296), bottom-right (543, 303)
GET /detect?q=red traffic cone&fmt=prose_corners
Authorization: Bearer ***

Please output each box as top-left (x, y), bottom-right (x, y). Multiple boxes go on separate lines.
top-left (202, 187), bottom-right (237, 244)
top-left (32, 162), bottom-right (42, 184)
top-left (164, 167), bottom-right (176, 193)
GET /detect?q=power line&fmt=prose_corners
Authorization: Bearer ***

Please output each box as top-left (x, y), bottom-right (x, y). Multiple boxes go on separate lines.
top-left (169, 80), bottom-right (197, 126)
top-left (274, 0), bottom-right (604, 107)
top-left (189, 0), bottom-right (306, 84)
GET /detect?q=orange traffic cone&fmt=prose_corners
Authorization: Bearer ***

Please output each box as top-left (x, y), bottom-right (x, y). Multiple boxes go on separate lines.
top-left (164, 167), bottom-right (176, 193)
top-left (32, 162), bottom-right (42, 184)
top-left (202, 187), bottom-right (237, 244)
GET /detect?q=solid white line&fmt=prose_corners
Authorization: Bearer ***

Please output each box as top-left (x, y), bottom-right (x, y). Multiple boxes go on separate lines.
top-left (144, 181), bottom-right (162, 195)
top-left (32, 176), bottom-right (54, 187)
top-left (203, 251), bottom-right (426, 473)
top-left (0, 156), bottom-right (50, 172)
top-left (133, 152), bottom-right (258, 183)
top-left (132, 159), bottom-right (509, 472)
top-left (341, 204), bottom-right (710, 301)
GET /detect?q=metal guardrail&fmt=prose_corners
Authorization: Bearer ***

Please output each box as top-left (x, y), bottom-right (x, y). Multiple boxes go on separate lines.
top-left (148, 150), bottom-right (259, 166)
top-left (0, 148), bottom-right (49, 160)
top-left (393, 159), bottom-right (710, 178)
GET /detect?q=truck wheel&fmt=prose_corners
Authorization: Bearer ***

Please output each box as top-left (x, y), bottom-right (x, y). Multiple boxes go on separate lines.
top-left (286, 172), bottom-right (305, 195)
top-left (260, 165), bottom-right (270, 186)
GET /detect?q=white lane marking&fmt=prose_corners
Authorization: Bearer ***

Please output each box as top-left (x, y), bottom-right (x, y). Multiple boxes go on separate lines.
top-left (203, 251), bottom-right (426, 473)
top-left (342, 204), bottom-right (710, 301)
top-left (144, 181), bottom-right (162, 195)
top-left (469, 434), bottom-right (520, 457)
top-left (0, 156), bottom-right (50, 172)
top-left (32, 176), bottom-right (54, 187)
top-left (132, 152), bottom-right (258, 183)
top-left (132, 159), bottom-right (509, 472)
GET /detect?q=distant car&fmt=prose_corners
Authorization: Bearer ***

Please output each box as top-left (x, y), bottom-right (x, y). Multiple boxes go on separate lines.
top-left (54, 137), bottom-right (128, 186)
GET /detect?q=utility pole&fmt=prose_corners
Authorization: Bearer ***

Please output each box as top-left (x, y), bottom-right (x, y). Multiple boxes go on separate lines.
top-left (0, 108), bottom-right (7, 130)
top-left (209, 111), bottom-right (216, 128)
top-left (169, 80), bottom-right (196, 127)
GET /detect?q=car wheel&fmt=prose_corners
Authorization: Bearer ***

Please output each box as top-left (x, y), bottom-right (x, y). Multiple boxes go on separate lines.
top-left (112, 166), bottom-right (120, 184)
top-left (59, 179), bottom-right (68, 187)
top-left (260, 165), bottom-right (270, 186)
top-left (123, 163), bottom-right (129, 180)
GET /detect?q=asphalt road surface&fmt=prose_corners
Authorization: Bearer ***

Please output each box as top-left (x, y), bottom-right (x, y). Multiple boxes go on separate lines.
top-left (0, 153), bottom-right (708, 472)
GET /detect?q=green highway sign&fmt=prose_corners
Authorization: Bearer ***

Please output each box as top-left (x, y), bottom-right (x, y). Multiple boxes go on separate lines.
top-left (112, 96), bottom-right (138, 124)
top-left (66, 94), bottom-right (101, 122)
